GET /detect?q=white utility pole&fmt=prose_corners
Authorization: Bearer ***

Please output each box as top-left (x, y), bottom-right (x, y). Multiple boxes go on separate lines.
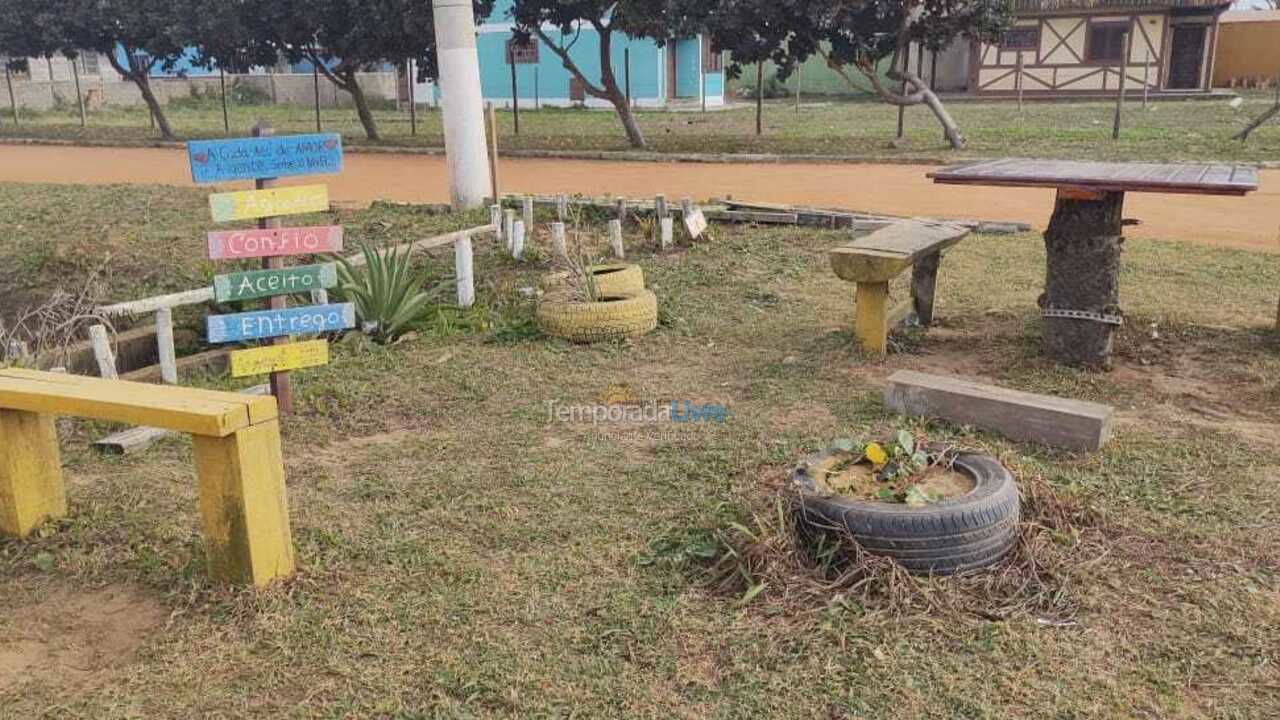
top-left (433, 0), bottom-right (493, 209)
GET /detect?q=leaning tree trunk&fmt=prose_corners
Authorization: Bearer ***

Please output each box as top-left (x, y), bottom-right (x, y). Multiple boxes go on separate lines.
top-left (916, 84), bottom-right (964, 150)
top-left (134, 75), bottom-right (175, 141)
top-left (610, 89), bottom-right (646, 149)
top-left (342, 70), bottom-right (381, 141)
top-left (1038, 191), bottom-right (1125, 370)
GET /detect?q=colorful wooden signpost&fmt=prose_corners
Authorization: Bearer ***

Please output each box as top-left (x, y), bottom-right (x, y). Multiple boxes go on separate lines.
top-left (213, 263), bottom-right (338, 303)
top-left (188, 133), bottom-right (344, 184)
top-left (207, 304), bottom-right (356, 344)
top-left (229, 340), bottom-right (331, 378)
top-left (208, 226), bottom-right (344, 261)
top-left (193, 124), bottom-right (350, 414)
top-left (209, 185), bottom-right (330, 222)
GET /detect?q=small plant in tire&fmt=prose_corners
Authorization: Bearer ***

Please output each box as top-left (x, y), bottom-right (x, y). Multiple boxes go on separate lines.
top-left (793, 431), bottom-right (1021, 575)
top-left (821, 430), bottom-right (957, 506)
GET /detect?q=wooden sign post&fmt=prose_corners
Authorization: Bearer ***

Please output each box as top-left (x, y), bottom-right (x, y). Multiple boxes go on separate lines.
top-left (192, 123), bottom-right (348, 416)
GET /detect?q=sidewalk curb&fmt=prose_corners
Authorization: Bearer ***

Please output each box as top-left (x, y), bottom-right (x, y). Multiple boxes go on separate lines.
top-left (3, 135), bottom-right (1273, 169)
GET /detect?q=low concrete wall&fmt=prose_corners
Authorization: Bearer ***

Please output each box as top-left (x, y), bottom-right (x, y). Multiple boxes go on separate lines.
top-left (0, 72), bottom-right (398, 113)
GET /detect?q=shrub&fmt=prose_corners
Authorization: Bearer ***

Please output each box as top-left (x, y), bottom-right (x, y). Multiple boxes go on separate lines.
top-left (333, 242), bottom-right (453, 344)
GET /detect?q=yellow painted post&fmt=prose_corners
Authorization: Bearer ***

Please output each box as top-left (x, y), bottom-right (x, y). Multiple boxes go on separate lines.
top-left (193, 419), bottom-right (295, 586)
top-left (0, 409), bottom-right (66, 537)
top-left (854, 282), bottom-right (891, 356)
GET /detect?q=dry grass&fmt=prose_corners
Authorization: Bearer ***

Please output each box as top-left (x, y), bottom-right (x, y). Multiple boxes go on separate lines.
top-left (0, 183), bottom-right (1278, 718)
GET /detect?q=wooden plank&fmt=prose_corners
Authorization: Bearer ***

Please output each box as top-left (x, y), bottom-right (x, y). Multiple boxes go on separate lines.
top-left (87, 325), bottom-right (117, 379)
top-left (214, 263), bottom-right (338, 303)
top-left (206, 303), bottom-right (356, 344)
top-left (704, 210), bottom-right (799, 225)
top-left (831, 222), bottom-right (968, 284)
top-left (188, 133), bottom-right (343, 184)
top-left (230, 340), bottom-right (329, 378)
top-left (97, 287), bottom-right (215, 317)
top-left (209, 185), bottom-right (330, 222)
top-left (156, 308), bottom-right (178, 384)
top-left (207, 225), bottom-right (344, 261)
top-left (0, 409), bottom-right (65, 537)
top-left (0, 368), bottom-right (273, 437)
top-left (194, 418), bottom-right (295, 586)
top-left (883, 370), bottom-right (1114, 451)
top-left (93, 385), bottom-right (271, 455)
top-left (929, 159), bottom-right (1259, 197)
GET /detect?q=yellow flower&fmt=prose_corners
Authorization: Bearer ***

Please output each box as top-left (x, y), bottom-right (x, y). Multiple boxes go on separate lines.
top-left (864, 443), bottom-right (888, 467)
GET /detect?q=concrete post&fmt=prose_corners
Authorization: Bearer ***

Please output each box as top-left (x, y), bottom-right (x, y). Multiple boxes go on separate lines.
top-left (433, 0), bottom-right (492, 209)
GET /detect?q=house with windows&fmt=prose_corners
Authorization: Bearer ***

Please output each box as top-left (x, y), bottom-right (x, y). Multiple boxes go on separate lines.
top-left (468, 0), bottom-right (725, 108)
top-left (969, 0), bottom-right (1232, 96)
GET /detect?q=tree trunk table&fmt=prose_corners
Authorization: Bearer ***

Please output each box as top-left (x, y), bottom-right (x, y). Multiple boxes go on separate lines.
top-left (928, 159), bottom-right (1258, 370)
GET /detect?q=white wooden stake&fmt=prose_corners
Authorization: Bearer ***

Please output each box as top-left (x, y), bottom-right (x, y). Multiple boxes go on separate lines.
top-left (556, 194), bottom-right (568, 221)
top-left (88, 324), bottom-right (118, 380)
top-left (512, 220), bottom-right (525, 260)
top-left (660, 217), bottom-right (674, 251)
top-left (504, 209), bottom-right (516, 251)
top-left (490, 204), bottom-right (503, 241)
top-left (681, 196), bottom-right (694, 219)
top-left (455, 236), bottom-right (475, 308)
top-left (608, 219), bottom-right (624, 259)
top-left (522, 195), bottom-right (534, 231)
top-left (655, 194), bottom-right (668, 219)
top-left (615, 198), bottom-right (627, 225)
top-left (155, 308), bottom-right (178, 385)
top-left (551, 222), bottom-right (567, 260)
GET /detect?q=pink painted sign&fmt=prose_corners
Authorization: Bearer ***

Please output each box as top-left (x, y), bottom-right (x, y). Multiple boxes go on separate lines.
top-left (207, 226), bottom-right (344, 261)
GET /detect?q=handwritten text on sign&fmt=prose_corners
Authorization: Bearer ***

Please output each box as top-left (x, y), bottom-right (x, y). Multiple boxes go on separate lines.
top-left (188, 134), bottom-right (344, 184)
top-left (209, 185), bottom-right (329, 222)
top-left (230, 340), bottom-right (330, 378)
top-left (214, 263), bottom-right (338, 303)
top-left (683, 207), bottom-right (708, 239)
top-left (207, 303), bottom-right (356, 344)
top-left (207, 225), bottom-right (343, 261)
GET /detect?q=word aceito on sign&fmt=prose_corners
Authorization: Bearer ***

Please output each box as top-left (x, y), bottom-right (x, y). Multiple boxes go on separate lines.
top-left (213, 263), bottom-right (338, 303)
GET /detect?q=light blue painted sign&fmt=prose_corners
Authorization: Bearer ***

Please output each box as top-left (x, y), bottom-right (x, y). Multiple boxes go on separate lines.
top-left (207, 303), bottom-right (356, 344)
top-left (188, 133), bottom-right (344, 184)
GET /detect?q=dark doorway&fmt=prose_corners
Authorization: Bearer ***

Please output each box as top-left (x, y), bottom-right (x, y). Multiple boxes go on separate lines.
top-left (1167, 25), bottom-right (1206, 90)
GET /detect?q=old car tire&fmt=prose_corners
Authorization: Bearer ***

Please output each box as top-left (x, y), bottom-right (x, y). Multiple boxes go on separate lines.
top-left (536, 290), bottom-right (658, 343)
top-left (539, 263), bottom-right (645, 298)
top-left (792, 451), bottom-right (1020, 576)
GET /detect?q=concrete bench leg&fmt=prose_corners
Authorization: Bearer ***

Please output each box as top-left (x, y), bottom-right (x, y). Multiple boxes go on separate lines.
top-left (854, 282), bottom-right (891, 355)
top-left (193, 419), bottom-right (295, 587)
top-left (912, 250), bottom-right (941, 326)
top-left (0, 409), bottom-right (66, 537)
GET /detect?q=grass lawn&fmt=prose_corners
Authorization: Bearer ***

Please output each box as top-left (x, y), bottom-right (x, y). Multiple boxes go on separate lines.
top-left (1, 183), bottom-right (1279, 717)
top-left (3, 92), bottom-right (1280, 163)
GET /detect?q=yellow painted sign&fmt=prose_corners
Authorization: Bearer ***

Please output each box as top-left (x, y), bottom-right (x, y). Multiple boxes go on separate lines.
top-left (229, 340), bottom-right (330, 378)
top-left (209, 185), bottom-right (330, 222)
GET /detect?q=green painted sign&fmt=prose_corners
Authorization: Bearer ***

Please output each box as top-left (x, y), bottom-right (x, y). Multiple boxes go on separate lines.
top-left (213, 262), bottom-right (339, 303)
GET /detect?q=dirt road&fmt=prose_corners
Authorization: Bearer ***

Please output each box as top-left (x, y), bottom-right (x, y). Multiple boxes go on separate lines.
top-left (2, 144), bottom-right (1276, 251)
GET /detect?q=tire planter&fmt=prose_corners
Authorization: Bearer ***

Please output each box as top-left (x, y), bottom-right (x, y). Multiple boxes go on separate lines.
top-left (540, 264), bottom-right (645, 298)
top-left (537, 290), bottom-right (658, 343)
top-left (792, 450), bottom-right (1019, 576)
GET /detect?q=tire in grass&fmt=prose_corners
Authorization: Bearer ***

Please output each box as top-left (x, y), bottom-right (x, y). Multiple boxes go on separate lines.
top-left (539, 263), bottom-right (645, 298)
top-left (792, 450), bottom-right (1019, 576)
top-left (537, 290), bottom-right (658, 343)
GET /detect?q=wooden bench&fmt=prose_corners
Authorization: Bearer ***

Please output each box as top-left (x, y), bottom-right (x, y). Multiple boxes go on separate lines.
top-left (0, 368), bottom-right (294, 586)
top-left (829, 221), bottom-right (969, 355)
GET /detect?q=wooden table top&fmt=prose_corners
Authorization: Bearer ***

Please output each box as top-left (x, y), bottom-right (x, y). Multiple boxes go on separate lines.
top-left (928, 159), bottom-right (1259, 197)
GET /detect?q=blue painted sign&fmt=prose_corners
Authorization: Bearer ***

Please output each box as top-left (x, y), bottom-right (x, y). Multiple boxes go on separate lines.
top-left (188, 133), bottom-right (344, 184)
top-left (207, 303), bottom-right (356, 344)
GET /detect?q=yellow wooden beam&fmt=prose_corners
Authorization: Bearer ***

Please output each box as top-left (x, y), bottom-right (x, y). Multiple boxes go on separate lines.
top-left (0, 368), bottom-right (276, 436)
top-left (854, 282), bottom-right (891, 356)
top-left (0, 409), bottom-right (66, 537)
top-left (194, 419), bottom-right (295, 586)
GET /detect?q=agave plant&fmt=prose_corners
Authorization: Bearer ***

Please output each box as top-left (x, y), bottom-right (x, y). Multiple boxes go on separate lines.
top-left (333, 242), bottom-right (453, 344)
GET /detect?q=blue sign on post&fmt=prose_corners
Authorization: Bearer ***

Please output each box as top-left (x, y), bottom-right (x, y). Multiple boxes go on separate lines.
top-left (207, 303), bottom-right (357, 344)
top-left (188, 133), bottom-right (344, 184)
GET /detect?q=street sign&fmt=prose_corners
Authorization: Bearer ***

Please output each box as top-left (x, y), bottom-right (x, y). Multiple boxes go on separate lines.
top-left (229, 340), bottom-right (331, 378)
top-left (207, 226), bottom-right (344, 261)
top-left (207, 303), bottom-right (356, 344)
top-left (213, 263), bottom-right (338, 303)
top-left (209, 185), bottom-right (329, 222)
top-left (188, 133), bottom-right (344, 184)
